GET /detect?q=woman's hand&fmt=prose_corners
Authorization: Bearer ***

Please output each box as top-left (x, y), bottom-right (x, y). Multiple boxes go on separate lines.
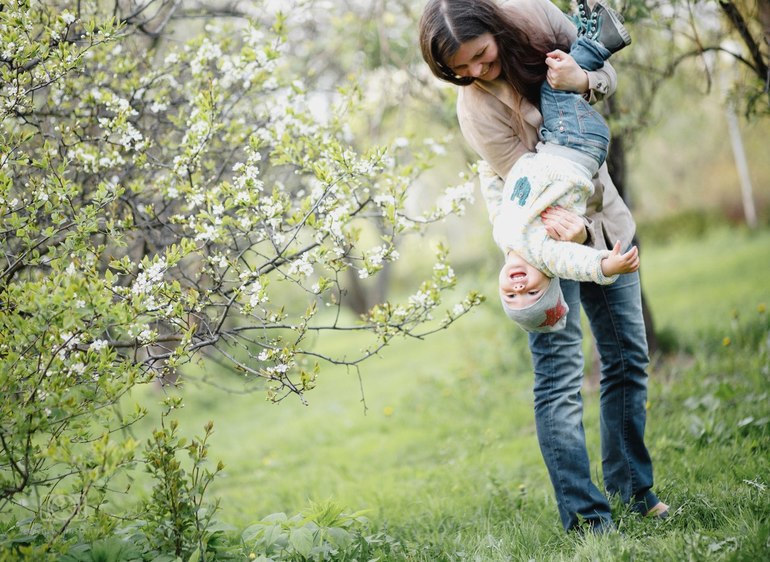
top-left (541, 206), bottom-right (588, 244)
top-left (545, 50), bottom-right (589, 93)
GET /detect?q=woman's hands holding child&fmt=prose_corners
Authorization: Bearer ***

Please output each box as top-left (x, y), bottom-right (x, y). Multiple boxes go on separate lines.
top-left (545, 50), bottom-right (589, 93)
top-left (541, 206), bottom-right (588, 244)
top-left (601, 241), bottom-right (640, 276)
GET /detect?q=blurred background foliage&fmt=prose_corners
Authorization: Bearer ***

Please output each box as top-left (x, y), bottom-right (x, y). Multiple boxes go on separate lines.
top-left (275, 0), bottom-right (770, 316)
top-left (2, 0), bottom-right (769, 557)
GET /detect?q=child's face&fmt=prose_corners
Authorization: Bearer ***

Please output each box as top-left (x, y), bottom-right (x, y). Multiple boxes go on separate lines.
top-left (499, 251), bottom-right (551, 310)
top-left (448, 33), bottom-right (501, 81)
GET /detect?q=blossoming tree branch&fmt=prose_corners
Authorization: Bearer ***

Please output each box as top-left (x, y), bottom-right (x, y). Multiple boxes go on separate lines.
top-left (0, 0), bottom-right (480, 530)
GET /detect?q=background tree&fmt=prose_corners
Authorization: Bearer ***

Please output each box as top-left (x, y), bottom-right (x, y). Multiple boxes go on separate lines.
top-left (2, 0), bottom-right (767, 555)
top-left (0, 0), bottom-right (480, 550)
top-left (591, 0), bottom-right (768, 352)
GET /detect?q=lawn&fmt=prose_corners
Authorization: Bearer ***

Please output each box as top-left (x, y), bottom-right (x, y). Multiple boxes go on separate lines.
top-left (125, 225), bottom-right (770, 560)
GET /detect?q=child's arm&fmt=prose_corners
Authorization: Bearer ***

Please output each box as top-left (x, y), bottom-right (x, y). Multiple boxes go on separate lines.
top-left (477, 160), bottom-right (504, 224)
top-left (534, 238), bottom-right (617, 285)
top-left (601, 241), bottom-right (640, 276)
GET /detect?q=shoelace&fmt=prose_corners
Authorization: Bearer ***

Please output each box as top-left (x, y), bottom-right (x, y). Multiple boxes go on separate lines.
top-left (575, 2), bottom-right (625, 40)
top-left (574, 1), bottom-right (591, 36)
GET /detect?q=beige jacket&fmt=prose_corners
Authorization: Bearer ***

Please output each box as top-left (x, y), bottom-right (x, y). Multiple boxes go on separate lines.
top-left (457, 0), bottom-right (635, 250)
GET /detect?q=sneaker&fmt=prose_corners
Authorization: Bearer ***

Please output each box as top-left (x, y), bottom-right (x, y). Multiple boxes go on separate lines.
top-left (646, 501), bottom-right (670, 519)
top-left (579, 0), bottom-right (632, 54)
top-left (574, 0), bottom-right (592, 36)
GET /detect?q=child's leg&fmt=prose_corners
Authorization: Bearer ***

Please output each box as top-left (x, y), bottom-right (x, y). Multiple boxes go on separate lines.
top-left (569, 35), bottom-right (612, 72)
top-left (538, 37), bottom-right (612, 171)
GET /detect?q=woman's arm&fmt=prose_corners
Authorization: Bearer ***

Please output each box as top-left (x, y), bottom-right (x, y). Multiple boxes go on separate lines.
top-left (457, 84), bottom-right (535, 179)
top-left (526, 0), bottom-right (617, 101)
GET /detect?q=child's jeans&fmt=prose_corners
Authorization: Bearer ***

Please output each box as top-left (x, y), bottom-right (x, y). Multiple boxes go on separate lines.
top-left (539, 37), bottom-right (612, 170)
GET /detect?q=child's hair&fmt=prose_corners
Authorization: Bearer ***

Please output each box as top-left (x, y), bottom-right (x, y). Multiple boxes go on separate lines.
top-left (418, 0), bottom-right (563, 107)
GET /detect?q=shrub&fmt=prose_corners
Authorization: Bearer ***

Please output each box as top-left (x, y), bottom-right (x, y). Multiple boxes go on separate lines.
top-left (0, 0), bottom-right (480, 553)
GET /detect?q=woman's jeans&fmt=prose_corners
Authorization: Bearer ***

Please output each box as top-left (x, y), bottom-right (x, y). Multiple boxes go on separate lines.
top-left (528, 270), bottom-right (660, 531)
top-left (539, 37), bottom-right (611, 170)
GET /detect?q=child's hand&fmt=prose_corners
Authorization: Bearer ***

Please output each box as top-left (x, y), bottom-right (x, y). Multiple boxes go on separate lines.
top-left (601, 241), bottom-right (640, 276)
top-left (541, 206), bottom-right (587, 244)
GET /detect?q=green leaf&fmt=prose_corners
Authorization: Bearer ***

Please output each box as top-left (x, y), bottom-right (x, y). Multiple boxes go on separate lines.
top-left (289, 527), bottom-right (315, 558)
top-left (262, 524), bottom-right (285, 550)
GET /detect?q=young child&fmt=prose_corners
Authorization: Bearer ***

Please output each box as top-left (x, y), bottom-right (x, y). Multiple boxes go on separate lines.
top-left (482, 0), bottom-right (637, 332)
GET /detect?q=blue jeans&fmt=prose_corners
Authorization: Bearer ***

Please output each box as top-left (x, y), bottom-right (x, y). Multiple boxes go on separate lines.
top-left (528, 270), bottom-right (660, 531)
top-left (539, 37), bottom-right (611, 169)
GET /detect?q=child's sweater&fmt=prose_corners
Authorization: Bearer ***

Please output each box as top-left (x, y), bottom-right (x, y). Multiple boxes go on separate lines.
top-left (481, 152), bottom-right (617, 285)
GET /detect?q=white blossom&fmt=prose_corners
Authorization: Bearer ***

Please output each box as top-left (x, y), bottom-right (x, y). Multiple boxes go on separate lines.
top-left (287, 254), bottom-right (314, 278)
top-left (195, 223), bottom-right (219, 242)
top-left (187, 192), bottom-right (205, 207)
top-left (248, 280), bottom-right (269, 307)
top-left (61, 332), bottom-right (80, 348)
top-left (90, 339), bottom-right (108, 352)
top-left (437, 181), bottom-right (475, 216)
top-left (423, 137), bottom-right (447, 155)
top-left (70, 362), bottom-right (85, 375)
top-left (409, 290), bottom-right (436, 308)
top-left (138, 329), bottom-right (154, 343)
top-left (374, 194), bottom-right (396, 207)
top-left (434, 263), bottom-right (456, 284)
top-left (131, 258), bottom-right (167, 295)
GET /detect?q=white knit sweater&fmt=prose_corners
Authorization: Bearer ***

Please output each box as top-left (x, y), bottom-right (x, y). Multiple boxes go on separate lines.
top-left (481, 152), bottom-right (617, 285)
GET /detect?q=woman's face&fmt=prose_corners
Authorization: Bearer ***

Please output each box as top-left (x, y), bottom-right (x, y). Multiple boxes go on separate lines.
top-left (448, 33), bottom-right (501, 81)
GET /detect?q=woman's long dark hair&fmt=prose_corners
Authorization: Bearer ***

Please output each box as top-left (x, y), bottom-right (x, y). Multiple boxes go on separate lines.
top-left (419, 0), bottom-right (564, 107)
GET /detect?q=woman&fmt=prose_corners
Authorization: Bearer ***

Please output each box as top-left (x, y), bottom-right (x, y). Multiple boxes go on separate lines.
top-left (419, 0), bottom-right (667, 532)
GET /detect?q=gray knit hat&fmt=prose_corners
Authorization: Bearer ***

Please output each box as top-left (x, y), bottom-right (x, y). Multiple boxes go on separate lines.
top-left (501, 277), bottom-right (569, 333)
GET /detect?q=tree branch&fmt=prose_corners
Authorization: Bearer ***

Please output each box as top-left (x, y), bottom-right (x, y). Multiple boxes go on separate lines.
top-left (719, 0), bottom-right (769, 83)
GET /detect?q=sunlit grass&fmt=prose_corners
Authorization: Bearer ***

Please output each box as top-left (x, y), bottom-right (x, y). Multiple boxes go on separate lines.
top-left (640, 225), bottom-right (770, 347)
top-left (122, 225), bottom-right (769, 559)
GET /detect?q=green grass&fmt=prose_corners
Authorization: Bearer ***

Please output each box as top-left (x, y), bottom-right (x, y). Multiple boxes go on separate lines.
top-left (123, 226), bottom-right (770, 560)
top-left (639, 225), bottom-right (770, 340)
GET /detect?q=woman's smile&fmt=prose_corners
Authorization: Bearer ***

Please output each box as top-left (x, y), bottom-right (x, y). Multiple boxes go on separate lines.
top-left (449, 33), bottom-right (501, 81)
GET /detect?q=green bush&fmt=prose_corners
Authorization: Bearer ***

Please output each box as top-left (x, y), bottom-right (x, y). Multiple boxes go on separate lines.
top-left (636, 209), bottom-right (729, 245)
top-left (0, 0), bottom-right (479, 553)
top-left (241, 501), bottom-right (402, 561)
